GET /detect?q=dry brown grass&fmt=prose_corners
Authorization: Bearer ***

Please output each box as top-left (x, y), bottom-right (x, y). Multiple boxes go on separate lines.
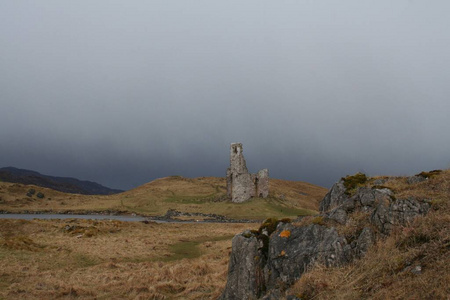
top-left (269, 179), bottom-right (327, 210)
top-left (0, 182), bottom-right (119, 212)
top-left (0, 176), bottom-right (326, 219)
top-left (0, 218), bottom-right (255, 299)
top-left (289, 169), bottom-right (450, 299)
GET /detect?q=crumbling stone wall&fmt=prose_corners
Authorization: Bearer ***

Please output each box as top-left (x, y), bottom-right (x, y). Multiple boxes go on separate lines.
top-left (226, 143), bottom-right (269, 203)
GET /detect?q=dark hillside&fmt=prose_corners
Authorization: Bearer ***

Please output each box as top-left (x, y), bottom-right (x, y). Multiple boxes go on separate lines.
top-left (0, 167), bottom-right (123, 195)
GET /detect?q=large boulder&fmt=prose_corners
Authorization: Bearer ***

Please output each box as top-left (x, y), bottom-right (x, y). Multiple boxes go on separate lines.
top-left (220, 230), bottom-right (267, 300)
top-left (220, 221), bottom-right (376, 299)
top-left (265, 223), bottom-right (350, 291)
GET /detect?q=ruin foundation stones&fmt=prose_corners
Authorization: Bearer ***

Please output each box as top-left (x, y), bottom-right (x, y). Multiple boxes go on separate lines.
top-left (226, 143), bottom-right (269, 203)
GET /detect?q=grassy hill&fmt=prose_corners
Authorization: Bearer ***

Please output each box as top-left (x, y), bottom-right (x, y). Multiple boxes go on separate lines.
top-left (0, 170), bottom-right (448, 299)
top-left (0, 176), bottom-right (327, 220)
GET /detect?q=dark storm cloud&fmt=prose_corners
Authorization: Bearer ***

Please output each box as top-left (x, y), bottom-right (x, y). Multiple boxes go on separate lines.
top-left (1, 1), bottom-right (450, 190)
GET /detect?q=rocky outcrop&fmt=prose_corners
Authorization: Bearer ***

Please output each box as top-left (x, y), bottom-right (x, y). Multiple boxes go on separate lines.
top-left (220, 221), bottom-right (373, 300)
top-left (226, 143), bottom-right (269, 203)
top-left (407, 176), bottom-right (427, 185)
top-left (320, 181), bottom-right (430, 234)
top-left (265, 223), bottom-right (349, 289)
top-left (319, 180), bottom-right (347, 212)
top-left (371, 197), bottom-right (430, 234)
top-left (220, 173), bottom-right (432, 299)
top-left (220, 231), bottom-right (267, 299)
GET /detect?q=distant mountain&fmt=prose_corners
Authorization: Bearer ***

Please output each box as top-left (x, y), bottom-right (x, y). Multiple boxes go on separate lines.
top-left (0, 167), bottom-right (124, 195)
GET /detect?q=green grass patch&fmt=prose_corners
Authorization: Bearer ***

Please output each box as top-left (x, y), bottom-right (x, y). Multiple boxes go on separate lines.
top-left (161, 235), bottom-right (234, 262)
top-left (262, 198), bottom-right (315, 217)
top-left (223, 197), bottom-right (317, 220)
top-left (164, 192), bottom-right (227, 204)
top-left (164, 241), bottom-right (202, 262)
top-left (117, 193), bottom-right (317, 220)
top-left (120, 256), bottom-right (158, 264)
top-left (73, 253), bottom-right (100, 268)
top-left (0, 249), bottom-right (6, 260)
top-left (0, 274), bottom-right (12, 290)
top-left (197, 234), bottom-right (234, 243)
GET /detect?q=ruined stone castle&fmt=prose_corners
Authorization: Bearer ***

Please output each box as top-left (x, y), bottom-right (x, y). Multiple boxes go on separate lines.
top-left (226, 143), bottom-right (269, 203)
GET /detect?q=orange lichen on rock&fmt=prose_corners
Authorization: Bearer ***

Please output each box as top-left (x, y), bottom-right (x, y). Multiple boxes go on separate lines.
top-left (279, 230), bottom-right (291, 238)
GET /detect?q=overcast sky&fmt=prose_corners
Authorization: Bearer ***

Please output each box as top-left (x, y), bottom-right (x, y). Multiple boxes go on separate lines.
top-left (1, 1), bottom-right (449, 190)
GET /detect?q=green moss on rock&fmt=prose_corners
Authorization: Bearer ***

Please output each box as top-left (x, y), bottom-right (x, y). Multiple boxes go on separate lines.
top-left (342, 173), bottom-right (368, 195)
top-left (258, 218), bottom-right (280, 236)
top-left (311, 216), bottom-right (325, 225)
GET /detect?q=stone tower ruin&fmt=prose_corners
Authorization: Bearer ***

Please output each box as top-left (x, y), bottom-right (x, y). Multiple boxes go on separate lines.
top-left (226, 143), bottom-right (269, 203)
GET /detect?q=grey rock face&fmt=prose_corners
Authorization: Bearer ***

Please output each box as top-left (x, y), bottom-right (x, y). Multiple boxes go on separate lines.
top-left (322, 184), bottom-right (394, 220)
top-left (323, 183), bottom-right (428, 235)
top-left (354, 187), bottom-right (394, 211)
top-left (371, 197), bottom-right (430, 234)
top-left (319, 180), bottom-right (348, 212)
top-left (407, 176), bottom-right (427, 185)
top-left (350, 227), bottom-right (375, 258)
top-left (220, 223), bottom-right (355, 300)
top-left (226, 143), bottom-right (269, 203)
top-left (327, 208), bottom-right (348, 224)
top-left (260, 289), bottom-right (283, 300)
top-left (321, 182), bottom-right (395, 214)
top-left (219, 231), bottom-right (266, 300)
top-left (265, 223), bottom-right (349, 290)
top-left (373, 178), bottom-right (387, 185)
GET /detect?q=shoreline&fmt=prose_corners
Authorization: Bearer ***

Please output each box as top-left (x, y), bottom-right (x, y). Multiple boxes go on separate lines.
top-left (0, 209), bottom-right (261, 223)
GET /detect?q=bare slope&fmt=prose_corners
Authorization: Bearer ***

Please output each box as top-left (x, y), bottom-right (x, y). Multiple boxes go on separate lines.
top-left (0, 176), bottom-right (327, 220)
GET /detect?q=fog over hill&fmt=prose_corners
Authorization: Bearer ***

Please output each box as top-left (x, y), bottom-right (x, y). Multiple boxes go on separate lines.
top-left (1, 1), bottom-right (449, 190)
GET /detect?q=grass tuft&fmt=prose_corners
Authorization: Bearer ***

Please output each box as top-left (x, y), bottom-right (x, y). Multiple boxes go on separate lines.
top-left (311, 216), bottom-right (325, 226)
top-left (416, 169), bottom-right (442, 179)
top-left (342, 173), bottom-right (368, 195)
top-left (258, 218), bottom-right (280, 236)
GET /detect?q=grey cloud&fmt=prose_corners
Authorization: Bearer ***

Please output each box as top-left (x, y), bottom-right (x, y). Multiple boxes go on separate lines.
top-left (1, 1), bottom-right (449, 190)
